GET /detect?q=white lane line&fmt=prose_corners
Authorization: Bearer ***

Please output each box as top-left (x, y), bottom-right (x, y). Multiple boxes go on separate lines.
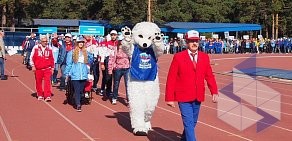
top-left (7, 66), bottom-right (96, 141)
top-left (200, 104), bottom-right (292, 132)
top-left (110, 90), bottom-right (253, 141)
top-left (0, 115), bottom-right (12, 141)
top-left (212, 55), bottom-right (292, 61)
top-left (91, 100), bottom-right (176, 141)
top-left (156, 106), bottom-right (253, 141)
top-left (157, 74), bottom-right (292, 106)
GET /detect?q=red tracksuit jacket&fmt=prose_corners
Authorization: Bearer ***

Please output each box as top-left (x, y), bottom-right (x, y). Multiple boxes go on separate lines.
top-left (165, 50), bottom-right (218, 102)
top-left (30, 45), bottom-right (54, 70)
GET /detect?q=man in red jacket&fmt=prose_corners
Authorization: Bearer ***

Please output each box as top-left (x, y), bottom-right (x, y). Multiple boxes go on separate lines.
top-left (30, 36), bottom-right (54, 102)
top-left (165, 30), bottom-right (219, 141)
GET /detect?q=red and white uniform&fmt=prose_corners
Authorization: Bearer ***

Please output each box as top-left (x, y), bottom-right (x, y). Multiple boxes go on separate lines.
top-left (106, 40), bottom-right (118, 73)
top-left (30, 45), bottom-right (54, 98)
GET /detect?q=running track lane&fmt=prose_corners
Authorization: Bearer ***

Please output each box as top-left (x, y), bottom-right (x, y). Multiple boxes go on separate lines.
top-left (1, 54), bottom-right (292, 140)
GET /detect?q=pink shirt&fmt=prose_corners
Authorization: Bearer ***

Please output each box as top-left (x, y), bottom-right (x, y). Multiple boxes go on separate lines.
top-left (108, 48), bottom-right (130, 73)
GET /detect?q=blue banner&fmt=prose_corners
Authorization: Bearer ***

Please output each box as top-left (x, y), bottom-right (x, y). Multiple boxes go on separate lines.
top-left (38, 27), bottom-right (57, 33)
top-left (79, 26), bottom-right (104, 36)
top-left (70, 32), bottom-right (79, 36)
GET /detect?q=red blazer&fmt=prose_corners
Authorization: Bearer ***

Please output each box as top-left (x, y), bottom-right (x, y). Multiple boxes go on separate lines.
top-left (165, 50), bottom-right (218, 102)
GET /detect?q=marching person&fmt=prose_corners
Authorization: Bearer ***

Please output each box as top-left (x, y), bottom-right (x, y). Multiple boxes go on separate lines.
top-left (30, 35), bottom-right (54, 102)
top-left (100, 30), bottom-right (118, 97)
top-left (26, 32), bottom-right (38, 70)
top-left (109, 41), bottom-right (130, 105)
top-left (165, 30), bottom-right (219, 141)
top-left (64, 37), bottom-right (93, 112)
top-left (84, 35), bottom-right (100, 92)
top-left (50, 33), bottom-right (62, 85)
top-left (58, 33), bottom-right (74, 91)
top-left (0, 30), bottom-right (6, 80)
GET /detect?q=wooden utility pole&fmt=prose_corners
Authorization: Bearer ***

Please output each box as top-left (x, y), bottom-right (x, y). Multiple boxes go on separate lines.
top-left (275, 13), bottom-right (278, 39)
top-left (147, 0), bottom-right (151, 22)
top-left (272, 14), bottom-right (275, 39)
top-left (2, 3), bottom-right (6, 27)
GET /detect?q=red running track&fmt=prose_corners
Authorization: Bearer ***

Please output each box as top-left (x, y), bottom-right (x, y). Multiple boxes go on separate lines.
top-left (0, 54), bottom-right (291, 141)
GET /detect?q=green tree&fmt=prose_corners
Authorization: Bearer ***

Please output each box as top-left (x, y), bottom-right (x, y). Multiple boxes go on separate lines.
top-left (96, 0), bottom-right (147, 26)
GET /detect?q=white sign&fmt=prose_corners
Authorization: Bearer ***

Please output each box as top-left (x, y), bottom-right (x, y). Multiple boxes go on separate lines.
top-left (258, 35), bottom-right (263, 39)
top-left (7, 49), bottom-right (17, 56)
top-left (212, 34), bottom-right (219, 39)
top-left (243, 35), bottom-right (249, 40)
top-left (200, 36), bottom-right (206, 40)
top-left (177, 33), bottom-right (184, 39)
top-left (229, 36), bottom-right (235, 40)
top-left (224, 31), bottom-right (229, 39)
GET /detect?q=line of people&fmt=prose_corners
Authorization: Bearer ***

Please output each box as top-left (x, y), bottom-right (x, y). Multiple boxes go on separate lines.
top-left (164, 37), bottom-right (292, 55)
top-left (26, 30), bottom-right (130, 112)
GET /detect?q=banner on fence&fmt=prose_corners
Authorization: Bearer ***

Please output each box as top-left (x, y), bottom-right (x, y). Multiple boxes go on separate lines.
top-left (79, 26), bottom-right (104, 36)
top-left (38, 27), bottom-right (57, 34)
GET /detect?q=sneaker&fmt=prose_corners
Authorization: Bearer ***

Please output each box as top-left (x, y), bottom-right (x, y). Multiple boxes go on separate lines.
top-left (45, 97), bottom-right (51, 102)
top-left (84, 92), bottom-right (90, 98)
top-left (99, 90), bottom-right (104, 96)
top-left (112, 99), bottom-right (117, 105)
top-left (76, 105), bottom-right (82, 112)
top-left (37, 96), bottom-right (44, 101)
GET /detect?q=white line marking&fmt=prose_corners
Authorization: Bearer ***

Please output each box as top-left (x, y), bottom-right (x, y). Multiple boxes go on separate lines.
top-left (0, 115), bottom-right (12, 141)
top-left (158, 73), bottom-right (292, 104)
top-left (91, 100), bottom-right (176, 141)
top-left (155, 106), bottom-right (253, 141)
top-left (111, 90), bottom-right (253, 141)
top-left (212, 55), bottom-right (292, 61)
top-left (7, 66), bottom-right (96, 141)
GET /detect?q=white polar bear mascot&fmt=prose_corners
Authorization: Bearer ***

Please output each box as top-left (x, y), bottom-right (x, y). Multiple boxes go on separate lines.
top-left (121, 22), bottom-right (164, 136)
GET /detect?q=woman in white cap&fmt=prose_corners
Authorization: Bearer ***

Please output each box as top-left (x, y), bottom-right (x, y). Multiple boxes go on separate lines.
top-left (64, 37), bottom-right (93, 112)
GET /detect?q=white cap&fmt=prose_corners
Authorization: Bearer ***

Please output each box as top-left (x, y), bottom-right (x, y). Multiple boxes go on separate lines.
top-left (185, 30), bottom-right (200, 41)
top-left (110, 30), bottom-right (118, 35)
top-left (88, 74), bottom-right (94, 80)
top-left (73, 36), bottom-right (77, 40)
top-left (76, 37), bottom-right (85, 42)
top-left (106, 34), bottom-right (111, 41)
top-left (65, 33), bottom-right (72, 38)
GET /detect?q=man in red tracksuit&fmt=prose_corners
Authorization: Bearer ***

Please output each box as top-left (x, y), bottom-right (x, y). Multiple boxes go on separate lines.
top-left (30, 36), bottom-right (54, 102)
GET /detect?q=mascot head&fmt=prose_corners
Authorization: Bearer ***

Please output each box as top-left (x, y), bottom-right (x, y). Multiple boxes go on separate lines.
top-left (132, 22), bottom-right (161, 48)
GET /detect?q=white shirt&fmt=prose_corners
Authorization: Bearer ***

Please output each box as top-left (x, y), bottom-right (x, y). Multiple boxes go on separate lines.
top-left (187, 49), bottom-right (198, 62)
top-left (78, 52), bottom-right (85, 63)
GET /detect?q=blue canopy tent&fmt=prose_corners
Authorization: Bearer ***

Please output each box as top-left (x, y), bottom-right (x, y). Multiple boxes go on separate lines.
top-left (161, 22), bottom-right (262, 33)
top-left (79, 20), bottom-right (111, 28)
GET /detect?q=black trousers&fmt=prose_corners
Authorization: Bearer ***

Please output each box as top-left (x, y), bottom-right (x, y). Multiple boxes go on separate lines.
top-left (100, 56), bottom-right (112, 95)
top-left (90, 58), bottom-right (100, 89)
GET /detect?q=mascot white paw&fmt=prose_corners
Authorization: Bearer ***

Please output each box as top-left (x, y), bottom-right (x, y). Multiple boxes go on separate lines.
top-left (121, 22), bottom-right (164, 136)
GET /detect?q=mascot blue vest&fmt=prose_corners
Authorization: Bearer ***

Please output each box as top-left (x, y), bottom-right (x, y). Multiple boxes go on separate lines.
top-left (130, 44), bottom-right (157, 81)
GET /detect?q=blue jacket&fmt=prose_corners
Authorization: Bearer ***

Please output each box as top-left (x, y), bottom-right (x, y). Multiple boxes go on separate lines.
top-left (64, 50), bottom-right (93, 80)
top-left (58, 41), bottom-right (74, 65)
top-left (26, 37), bottom-right (37, 52)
